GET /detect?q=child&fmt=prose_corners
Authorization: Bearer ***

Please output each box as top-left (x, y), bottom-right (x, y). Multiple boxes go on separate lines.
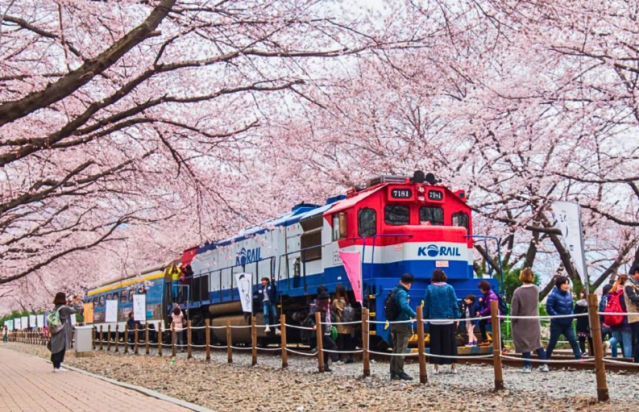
top-left (574, 290), bottom-right (592, 356)
top-left (463, 294), bottom-right (478, 346)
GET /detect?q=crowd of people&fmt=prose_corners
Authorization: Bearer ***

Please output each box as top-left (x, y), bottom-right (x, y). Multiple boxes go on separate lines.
top-left (4, 265), bottom-right (639, 377)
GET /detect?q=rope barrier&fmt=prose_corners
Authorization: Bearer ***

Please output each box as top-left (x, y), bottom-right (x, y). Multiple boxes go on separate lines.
top-left (603, 358), bottom-right (635, 365)
top-left (284, 323), bottom-right (315, 331)
top-left (423, 315), bottom-right (491, 323)
top-left (427, 352), bottom-right (494, 360)
top-left (319, 321), bottom-right (363, 326)
top-left (230, 345), bottom-right (253, 351)
top-left (503, 313), bottom-right (589, 320)
top-left (256, 324), bottom-right (282, 328)
top-left (229, 325), bottom-right (252, 329)
top-left (322, 349), bottom-right (364, 354)
top-left (189, 326), bottom-right (207, 330)
top-left (286, 348), bottom-right (317, 357)
top-left (207, 325), bottom-right (227, 329)
top-left (596, 312), bottom-right (632, 316)
top-left (367, 349), bottom-right (419, 357)
top-left (190, 344), bottom-right (208, 348)
top-left (367, 319), bottom-right (413, 324)
top-left (256, 346), bottom-right (283, 351)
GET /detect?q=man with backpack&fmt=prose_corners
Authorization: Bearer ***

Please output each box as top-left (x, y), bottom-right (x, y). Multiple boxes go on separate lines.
top-left (385, 273), bottom-right (416, 381)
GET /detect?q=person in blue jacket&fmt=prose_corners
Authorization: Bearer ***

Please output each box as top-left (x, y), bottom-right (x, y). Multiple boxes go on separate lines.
top-left (390, 273), bottom-right (416, 381)
top-left (257, 277), bottom-right (280, 335)
top-left (545, 276), bottom-right (582, 360)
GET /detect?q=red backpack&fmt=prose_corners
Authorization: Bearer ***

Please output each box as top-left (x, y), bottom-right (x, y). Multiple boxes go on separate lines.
top-left (604, 292), bottom-right (624, 327)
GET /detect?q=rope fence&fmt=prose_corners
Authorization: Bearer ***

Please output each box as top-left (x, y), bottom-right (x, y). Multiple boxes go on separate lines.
top-left (6, 295), bottom-right (636, 403)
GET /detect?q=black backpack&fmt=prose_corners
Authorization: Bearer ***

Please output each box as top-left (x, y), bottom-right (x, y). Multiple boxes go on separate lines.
top-left (384, 288), bottom-right (401, 321)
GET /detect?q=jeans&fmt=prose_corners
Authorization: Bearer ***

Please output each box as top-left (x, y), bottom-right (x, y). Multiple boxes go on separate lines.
top-left (522, 348), bottom-right (547, 368)
top-left (390, 323), bottom-right (411, 375)
top-left (546, 322), bottom-right (581, 360)
top-left (610, 329), bottom-right (632, 358)
top-left (51, 349), bottom-right (66, 369)
top-left (631, 322), bottom-right (639, 363)
top-left (262, 302), bottom-right (277, 327)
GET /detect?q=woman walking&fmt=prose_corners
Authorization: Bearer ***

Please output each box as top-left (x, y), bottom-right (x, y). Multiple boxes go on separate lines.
top-left (423, 269), bottom-right (461, 374)
top-left (171, 306), bottom-right (185, 353)
top-left (49, 293), bottom-right (83, 372)
top-left (511, 268), bottom-right (549, 373)
top-left (607, 275), bottom-right (633, 358)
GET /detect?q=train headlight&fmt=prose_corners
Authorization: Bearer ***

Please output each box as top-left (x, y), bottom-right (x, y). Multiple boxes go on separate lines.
top-left (418, 186), bottom-right (425, 193)
top-left (418, 195), bottom-right (425, 202)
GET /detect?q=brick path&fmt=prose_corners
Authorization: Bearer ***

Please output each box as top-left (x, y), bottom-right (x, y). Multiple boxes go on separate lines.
top-left (0, 347), bottom-right (192, 412)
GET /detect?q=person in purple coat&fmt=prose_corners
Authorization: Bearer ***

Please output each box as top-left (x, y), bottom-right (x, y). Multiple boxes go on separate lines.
top-left (476, 281), bottom-right (503, 349)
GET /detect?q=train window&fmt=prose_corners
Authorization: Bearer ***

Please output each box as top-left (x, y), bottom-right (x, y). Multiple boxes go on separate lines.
top-left (358, 208), bottom-right (377, 238)
top-left (419, 207), bottom-right (444, 226)
top-left (452, 211), bottom-right (469, 231)
top-left (332, 213), bottom-right (347, 241)
top-left (384, 205), bottom-right (410, 225)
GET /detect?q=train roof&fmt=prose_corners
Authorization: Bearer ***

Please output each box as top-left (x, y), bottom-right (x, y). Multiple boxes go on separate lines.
top-left (90, 261), bottom-right (174, 291)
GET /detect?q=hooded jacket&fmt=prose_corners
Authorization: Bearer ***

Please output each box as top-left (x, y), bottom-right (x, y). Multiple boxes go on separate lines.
top-left (546, 287), bottom-right (574, 326)
top-left (624, 276), bottom-right (639, 324)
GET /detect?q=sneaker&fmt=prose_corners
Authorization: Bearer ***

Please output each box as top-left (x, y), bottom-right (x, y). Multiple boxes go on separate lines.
top-left (450, 367), bottom-right (458, 374)
top-left (465, 342), bottom-right (474, 347)
top-left (432, 368), bottom-right (440, 375)
top-left (538, 364), bottom-right (549, 373)
top-left (335, 360), bottom-right (343, 365)
top-left (390, 373), bottom-right (400, 380)
top-left (275, 328), bottom-right (281, 335)
top-left (521, 366), bottom-right (532, 374)
top-left (398, 372), bottom-right (413, 381)
top-left (264, 327), bottom-right (271, 333)
top-left (324, 367), bottom-right (333, 372)
top-left (478, 341), bottom-right (491, 347)
top-left (56, 368), bottom-right (68, 372)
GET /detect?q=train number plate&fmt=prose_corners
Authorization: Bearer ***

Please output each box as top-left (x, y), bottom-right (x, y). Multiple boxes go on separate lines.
top-left (428, 190), bottom-right (443, 201)
top-left (391, 189), bottom-right (412, 199)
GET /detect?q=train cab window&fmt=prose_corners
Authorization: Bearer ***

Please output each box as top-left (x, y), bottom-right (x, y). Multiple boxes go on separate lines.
top-left (358, 208), bottom-right (377, 238)
top-left (452, 211), bottom-right (469, 231)
top-left (332, 213), bottom-right (347, 241)
top-left (419, 207), bottom-right (444, 226)
top-left (384, 205), bottom-right (410, 225)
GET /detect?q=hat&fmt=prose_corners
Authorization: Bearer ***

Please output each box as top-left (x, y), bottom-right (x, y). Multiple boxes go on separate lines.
top-left (318, 291), bottom-right (330, 300)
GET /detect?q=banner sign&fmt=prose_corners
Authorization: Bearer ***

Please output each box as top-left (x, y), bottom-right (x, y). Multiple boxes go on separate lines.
top-left (29, 315), bottom-right (36, 327)
top-left (7, 320), bottom-right (13, 331)
top-left (339, 251), bottom-right (363, 304)
top-left (70, 314), bottom-right (77, 326)
top-left (21, 316), bottom-right (28, 329)
top-left (105, 300), bottom-right (118, 323)
top-left (36, 315), bottom-right (44, 328)
top-left (15, 318), bottom-right (21, 329)
top-left (133, 294), bottom-right (146, 321)
top-left (235, 272), bottom-right (253, 313)
top-left (552, 201), bottom-right (589, 292)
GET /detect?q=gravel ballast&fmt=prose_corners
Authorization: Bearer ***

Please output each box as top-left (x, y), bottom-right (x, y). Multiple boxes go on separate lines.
top-left (3, 342), bottom-right (637, 412)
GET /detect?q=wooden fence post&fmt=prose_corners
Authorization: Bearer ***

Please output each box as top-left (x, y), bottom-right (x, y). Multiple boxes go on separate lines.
top-left (315, 311), bottom-right (324, 373)
top-left (251, 316), bottom-right (257, 366)
top-left (362, 308), bottom-right (370, 377)
top-left (187, 321), bottom-right (192, 360)
top-left (115, 325), bottom-right (119, 353)
top-left (490, 300), bottom-right (504, 391)
top-left (145, 323), bottom-right (150, 355)
top-left (124, 324), bottom-right (129, 354)
top-left (158, 322), bottom-right (163, 357)
top-left (134, 324), bottom-right (139, 355)
top-left (107, 325), bottom-right (111, 351)
top-left (99, 325), bottom-right (104, 351)
top-left (280, 314), bottom-right (288, 368)
top-left (589, 294), bottom-right (609, 402)
top-left (205, 319), bottom-right (211, 362)
top-left (416, 305), bottom-right (428, 384)
top-left (226, 320), bottom-right (232, 364)
top-left (171, 323), bottom-right (176, 357)
top-left (92, 327), bottom-right (96, 350)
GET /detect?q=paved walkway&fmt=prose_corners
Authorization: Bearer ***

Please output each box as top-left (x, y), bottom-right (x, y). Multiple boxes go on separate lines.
top-left (0, 347), bottom-right (192, 412)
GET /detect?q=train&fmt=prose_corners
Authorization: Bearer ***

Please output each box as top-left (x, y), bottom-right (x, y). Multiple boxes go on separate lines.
top-left (86, 171), bottom-right (501, 349)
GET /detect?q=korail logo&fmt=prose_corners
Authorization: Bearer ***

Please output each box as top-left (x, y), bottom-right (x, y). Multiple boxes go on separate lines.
top-left (418, 245), bottom-right (461, 257)
top-left (236, 247), bottom-right (261, 265)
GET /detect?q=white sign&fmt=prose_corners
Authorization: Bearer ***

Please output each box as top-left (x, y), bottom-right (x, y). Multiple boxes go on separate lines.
top-left (70, 314), bottom-right (77, 326)
top-left (133, 294), bottom-right (146, 321)
top-left (7, 320), bottom-right (13, 331)
top-left (552, 201), bottom-right (588, 291)
top-left (235, 272), bottom-right (253, 313)
top-left (21, 316), bottom-right (28, 329)
top-left (29, 315), bottom-right (36, 327)
top-left (105, 300), bottom-right (118, 323)
top-left (15, 318), bottom-right (21, 329)
top-left (36, 314), bottom-right (44, 328)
